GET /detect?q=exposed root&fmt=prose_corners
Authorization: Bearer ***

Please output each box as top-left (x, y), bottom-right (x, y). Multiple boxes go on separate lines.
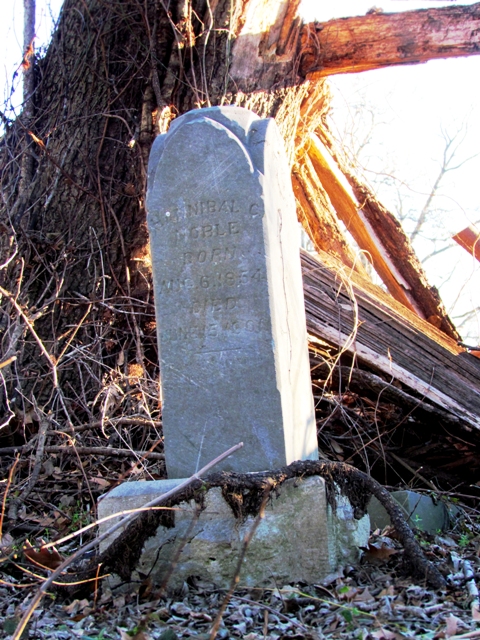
top-left (79, 459), bottom-right (445, 591)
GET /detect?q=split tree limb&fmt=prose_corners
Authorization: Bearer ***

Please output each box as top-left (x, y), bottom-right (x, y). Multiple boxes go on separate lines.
top-left (291, 158), bottom-right (365, 273)
top-left (305, 128), bottom-right (458, 339)
top-left (300, 2), bottom-right (480, 78)
top-left (344, 174), bottom-right (459, 339)
top-left (306, 134), bottom-right (419, 314)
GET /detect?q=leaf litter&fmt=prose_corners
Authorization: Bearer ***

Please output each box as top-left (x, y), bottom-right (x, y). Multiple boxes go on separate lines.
top-left (3, 522), bottom-right (480, 639)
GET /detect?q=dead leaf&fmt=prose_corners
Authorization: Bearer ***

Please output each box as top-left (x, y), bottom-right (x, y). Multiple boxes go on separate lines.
top-left (337, 586), bottom-right (359, 602)
top-left (119, 630), bottom-right (151, 640)
top-left (361, 541), bottom-right (398, 563)
top-left (23, 541), bottom-right (64, 570)
top-left (371, 628), bottom-right (402, 639)
top-left (63, 598), bottom-right (90, 615)
top-left (354, 586), bottom-right (375, 602)
top-left (113, 594), bottom-right (126, 608)
top-left (444, 614), bottom-right (461, 636)
top-left (42, 458), bottom-right (55, 477)
top-left (90, 476), bottom-right (111, 488)
top-left (472, 602), bottom-right (480, 620)
top-left (0, 532), bottom-right (14, 559)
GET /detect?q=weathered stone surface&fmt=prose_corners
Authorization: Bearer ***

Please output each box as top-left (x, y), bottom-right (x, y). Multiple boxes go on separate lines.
top-left (146, 106), bottom-right (317, 478)
top-left (98, 476), bottom-right (369, 590)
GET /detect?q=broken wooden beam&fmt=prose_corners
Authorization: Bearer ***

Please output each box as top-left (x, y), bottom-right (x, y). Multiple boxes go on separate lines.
top-left (304, 134), bottom-right (459, 339)
top-left (306, 134), bottom-right (418, 314)
top-left (301, 250), bottom-right (480, 430)
top-left (292, 156), bottom-right (365, 274)
top-left (453, 226), bottom-right (480, 262)
top-left (300, 2), bottom-right (480, 78)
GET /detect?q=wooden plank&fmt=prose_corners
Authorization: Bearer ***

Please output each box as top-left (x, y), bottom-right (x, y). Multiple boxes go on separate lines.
top-left (299, 3), bottom-right (480, 78)
top-left (453, 226), bottom-right (480, 262)
top-left (301, 250), bottom-right (480, 430)
top-left (307, 133), bottom-right (418, 313)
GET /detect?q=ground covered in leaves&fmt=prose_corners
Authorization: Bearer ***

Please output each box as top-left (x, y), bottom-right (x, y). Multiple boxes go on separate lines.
top-left (3, 520), bottom-right (480, 640)
top-left (1, 346), bottom-right (480, 639)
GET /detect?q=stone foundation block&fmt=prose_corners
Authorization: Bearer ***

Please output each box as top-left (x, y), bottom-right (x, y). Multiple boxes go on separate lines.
top-left (98, 476), bottom-right (369, 590)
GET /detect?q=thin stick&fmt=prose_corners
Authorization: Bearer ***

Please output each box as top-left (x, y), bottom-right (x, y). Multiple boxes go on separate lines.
top-left (8, 418), bottom-right (49, 520)
top-left (11, 442), bottom-right (243, 640)
top-left (0, 445), bottom-right (164, 460)
top-left (0, 285), bottom-right (58, 387)
top-left (0, 456), bottom-right (19, 540)
top-left (209, 479), bottom-right (273, 640)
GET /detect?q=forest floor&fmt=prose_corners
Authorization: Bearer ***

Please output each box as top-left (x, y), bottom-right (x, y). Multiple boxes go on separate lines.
top-left (1, 351), bottom-right (480, 639)
top-left (2, 515), bottom-right (480, 640)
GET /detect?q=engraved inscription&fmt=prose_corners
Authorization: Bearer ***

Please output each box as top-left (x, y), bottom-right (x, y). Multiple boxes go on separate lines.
top-left (163, 316), bottom-right (269, 342)
top-left (192, 297), bottom-right (238, 314)
top-left (175, 221), bottom-right (240, 242)
top-left (182, 246), bottom-right (237, 265)
top-left (160, 195), bottom-right (269, 348)
top-left (185, 200), bottom-right (240, 217)
top-left (150, 200), bottom-right (261, 229)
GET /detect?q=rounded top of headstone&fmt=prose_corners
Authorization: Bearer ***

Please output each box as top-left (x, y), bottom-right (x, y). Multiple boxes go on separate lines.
top-left (168, 106), bottom-right (261, 145)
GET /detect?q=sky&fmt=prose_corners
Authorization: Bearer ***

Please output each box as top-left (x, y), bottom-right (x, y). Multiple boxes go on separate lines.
top-left (1, 0), bottom-right (479, 340)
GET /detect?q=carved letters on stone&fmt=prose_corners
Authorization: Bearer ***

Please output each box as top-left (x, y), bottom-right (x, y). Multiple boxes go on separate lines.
top-left (146, 106), bottom-right (318, 478)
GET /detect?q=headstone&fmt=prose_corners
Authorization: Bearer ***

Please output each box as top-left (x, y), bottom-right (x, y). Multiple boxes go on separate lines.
top-left (146, 106), bottom-right (318, 478)
top-left (97, 109), bottom-right (369, 590)
top-left (368, 490), bottom-right (461, 533)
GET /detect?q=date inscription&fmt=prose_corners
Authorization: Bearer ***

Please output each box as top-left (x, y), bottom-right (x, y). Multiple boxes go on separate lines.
top-left (163, 316), bottom-right (269, 343)
top-left (158, 268), bottom-right (264, 293)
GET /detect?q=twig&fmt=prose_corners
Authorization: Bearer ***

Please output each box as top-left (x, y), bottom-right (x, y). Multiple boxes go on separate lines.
top-left (8, 417), bottom-right (49, 520)
top-left (0, 445), bottom-right (164, 460)
top-left (11, 442), bottom-right (244, 640)
top-left (0, 456), bottom-right (19, 540)
top-left (389, 452), bottom-right (438, 492)
top-left (0, 285), bottom-right (58, 388)
top-left (67, 417), bottom-right (162, 433)
top-left (209, 479), bottom-right (274, 640)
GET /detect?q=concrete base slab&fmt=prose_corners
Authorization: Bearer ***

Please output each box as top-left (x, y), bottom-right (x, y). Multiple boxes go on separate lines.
top-left (98, 476), bottom-right (369, 590)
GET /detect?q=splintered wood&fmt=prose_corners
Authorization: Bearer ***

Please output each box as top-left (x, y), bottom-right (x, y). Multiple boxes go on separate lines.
top-left (301, 250), bottom-right (480, 431)
top-left (299, 3), bottom-right (480, 77)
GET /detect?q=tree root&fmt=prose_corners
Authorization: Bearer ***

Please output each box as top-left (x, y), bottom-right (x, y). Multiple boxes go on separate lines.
top-left (77, 459), bottom-right (445, 591)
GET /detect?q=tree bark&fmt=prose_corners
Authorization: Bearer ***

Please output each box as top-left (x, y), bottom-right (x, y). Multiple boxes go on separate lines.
top-left (300, 2), bottom-right (480, 78)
